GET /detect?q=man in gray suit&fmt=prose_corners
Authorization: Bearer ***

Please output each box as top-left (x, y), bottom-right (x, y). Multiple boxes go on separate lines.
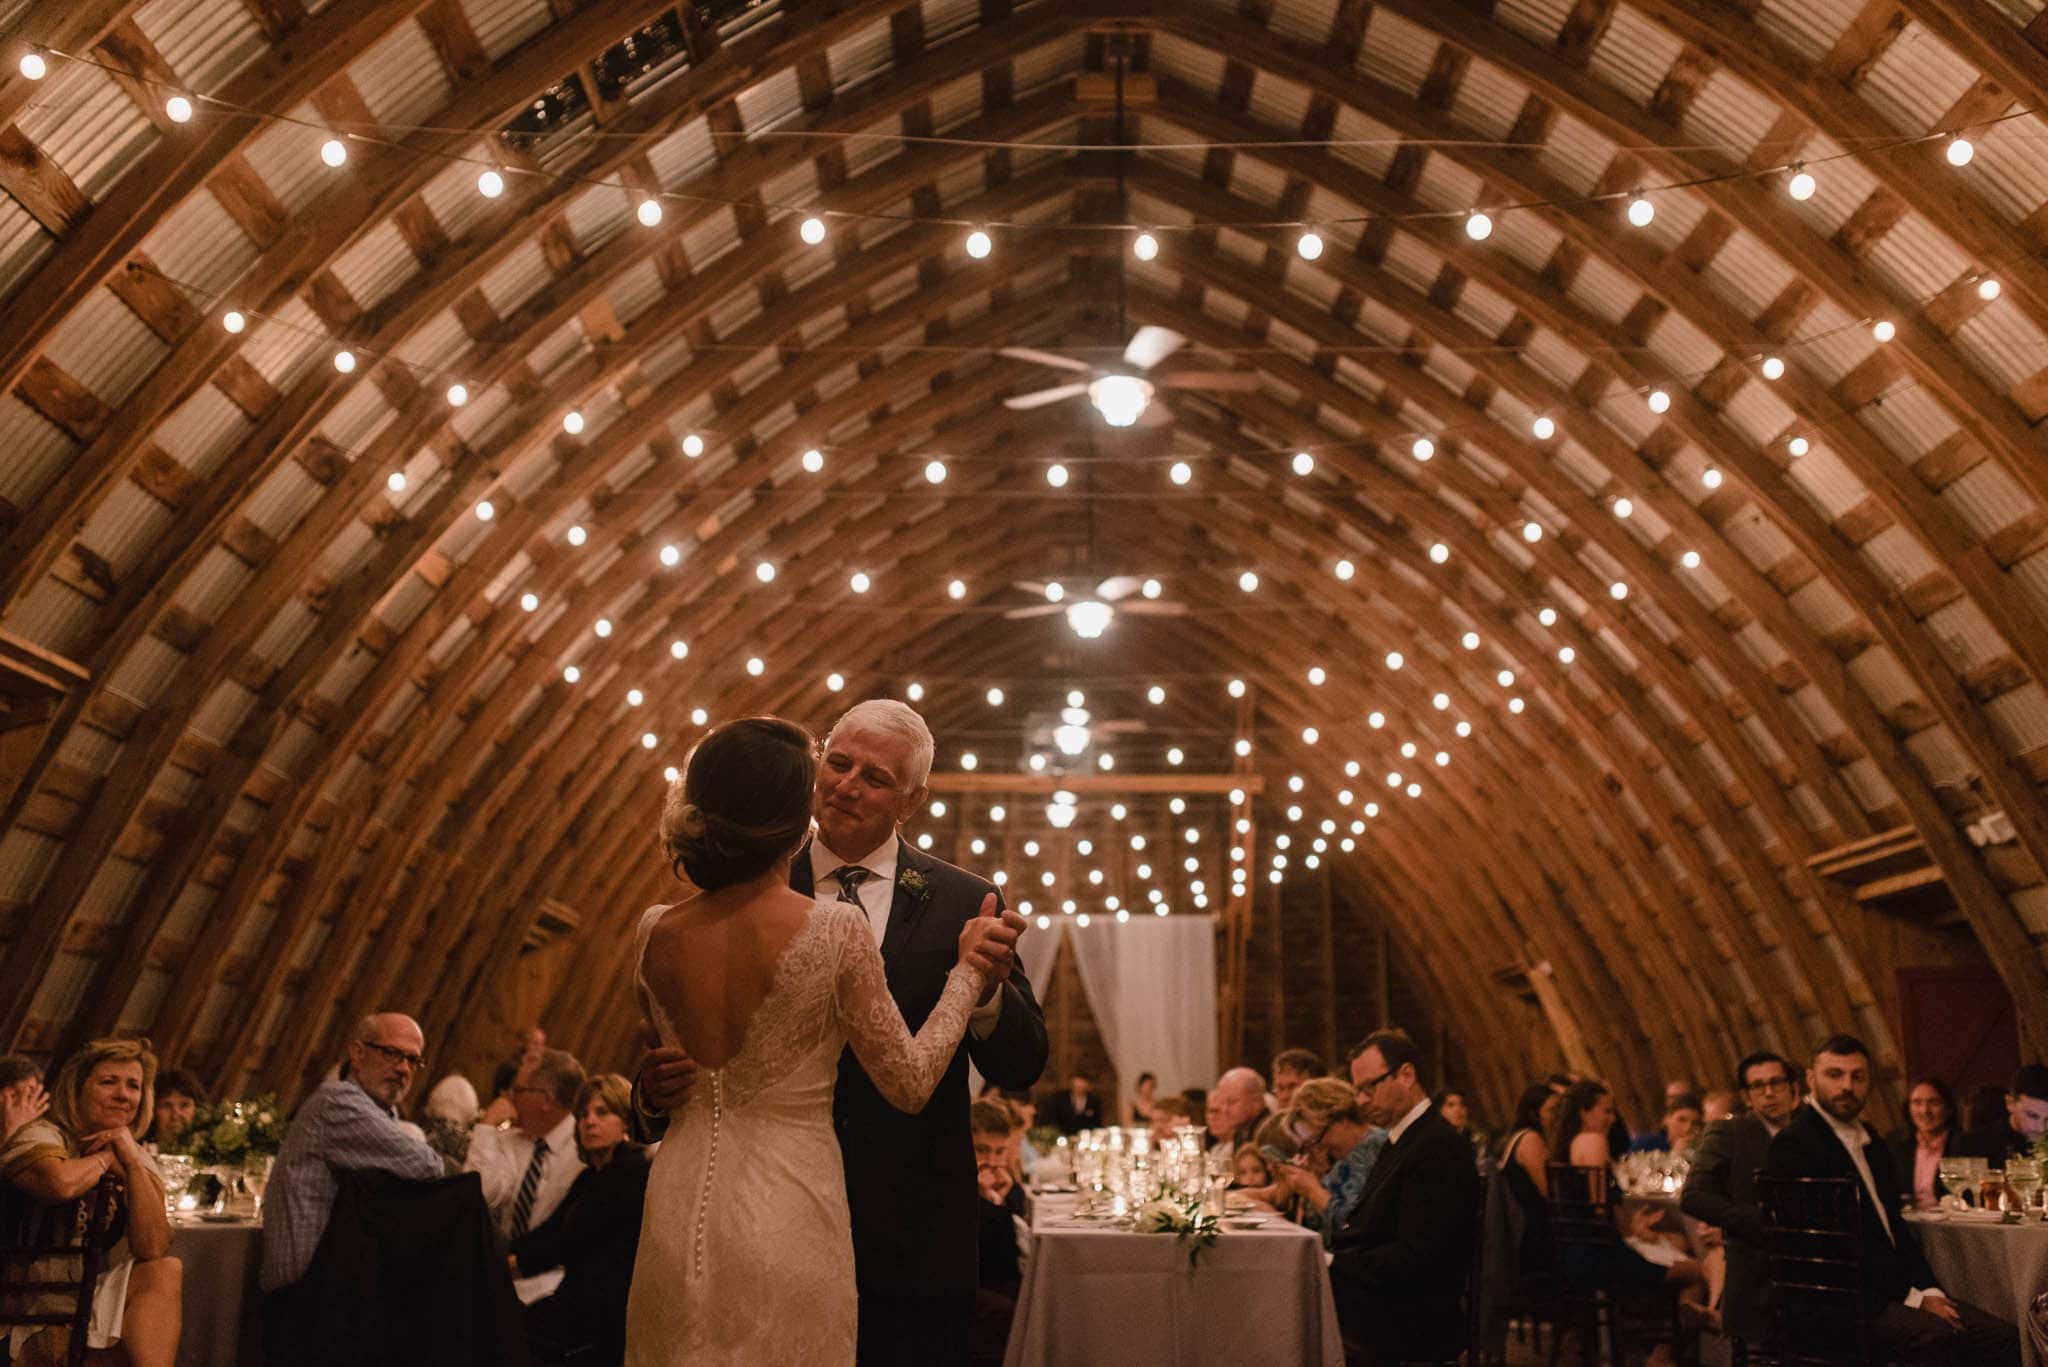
top-left (1679, 1050), bottom-right (1804, 1342)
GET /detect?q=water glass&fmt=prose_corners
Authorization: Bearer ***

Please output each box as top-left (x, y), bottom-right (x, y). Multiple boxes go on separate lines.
top-left (157, 1153), bottom-right (195, 1219)
top-left (242, 1153), bottom-right (273, 1219)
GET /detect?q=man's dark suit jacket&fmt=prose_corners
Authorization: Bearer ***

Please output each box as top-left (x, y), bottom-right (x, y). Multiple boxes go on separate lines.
top-left (795, 839), bottom-right (1048, 1299)
top-left (509, 1144), bottom-right (652, 1363)
top-left (1957, 1122), bottom-right (2032, 1167)
top-left (1680, 1114), bottom-right (1778, 1340)
top-left (1048, 1091), bottom-right (1104, 1135)
top-left (1328, 1103), bottom-right (1482, 1364)
top-left (1761, 1102), bottom-right (1938, 1311)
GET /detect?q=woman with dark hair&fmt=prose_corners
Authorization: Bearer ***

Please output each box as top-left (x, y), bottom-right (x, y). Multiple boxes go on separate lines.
top-left (626, 715), bottom-right (999, 1365)
top-left (149, 1067), bottom-right (204, 1151)
top-left (1549, 1080), bottom-right (1710, 1328)
top-left (1122, 1072), bottom-right (1159, 1128)
top-left (1885, 1075), bottom-right (1959, 1209)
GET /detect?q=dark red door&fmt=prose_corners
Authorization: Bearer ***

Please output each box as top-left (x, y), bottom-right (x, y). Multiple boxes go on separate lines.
top-left (1897, 966), bottom-right (2019, 1093)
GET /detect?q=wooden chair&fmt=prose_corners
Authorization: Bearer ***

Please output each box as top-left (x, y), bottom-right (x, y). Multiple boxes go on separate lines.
top-left (1545, 1163), bottom-right (1688, 1367)
top-left (1751, 1176), bottom-right (1871, 1367)
top-left (0, 1176), bottom-right (121, 1367)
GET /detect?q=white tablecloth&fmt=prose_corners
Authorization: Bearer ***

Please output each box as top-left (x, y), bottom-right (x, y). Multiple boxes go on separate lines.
top-left (170, 1218), bottom-right (261, 1367)
top-left (1907, 1213), bottom-right (2048, 1367)
top-left (1003, 1193), bottom-right (1343, 1367)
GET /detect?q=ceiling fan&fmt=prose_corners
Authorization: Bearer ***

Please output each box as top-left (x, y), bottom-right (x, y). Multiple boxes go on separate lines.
top-left (1001, 46), bottom-right (1258, 428)
top-left (1002, 574), bottom-right (1189, 639)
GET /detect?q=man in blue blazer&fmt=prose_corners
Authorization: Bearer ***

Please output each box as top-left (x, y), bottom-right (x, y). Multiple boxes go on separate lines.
top-left (637, 700), bottom-right (1048, 1367)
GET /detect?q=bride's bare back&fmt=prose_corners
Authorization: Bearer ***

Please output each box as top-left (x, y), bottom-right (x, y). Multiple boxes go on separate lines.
top-left (639, 883), bottom-right (819, 1070)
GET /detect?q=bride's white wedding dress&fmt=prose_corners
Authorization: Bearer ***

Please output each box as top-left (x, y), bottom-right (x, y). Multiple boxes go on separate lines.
top-left (624, 897), bottom-right (982, 1365)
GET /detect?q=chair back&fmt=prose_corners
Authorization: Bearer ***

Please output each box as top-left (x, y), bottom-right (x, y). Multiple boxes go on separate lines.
top-left (1756, 1175), bottom-right (1869, 1367)
top-left (1544, 1162), bottom-right (1621, 1282)
top-left (0, 1176), bottom-right (122, 1367)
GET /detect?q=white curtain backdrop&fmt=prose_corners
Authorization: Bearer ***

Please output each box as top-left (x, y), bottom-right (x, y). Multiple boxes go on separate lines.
top-left (1060, 914), bottom-right (1218, 1098)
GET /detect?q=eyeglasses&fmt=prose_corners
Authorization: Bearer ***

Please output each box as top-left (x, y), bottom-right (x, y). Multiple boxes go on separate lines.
top-left (1353, 1070), bottom-right (1392, 1099)
top-left (360, 1041), bottom-right (427, 1070)
top-left (1745, 1075), bottom-right (1792, 1093)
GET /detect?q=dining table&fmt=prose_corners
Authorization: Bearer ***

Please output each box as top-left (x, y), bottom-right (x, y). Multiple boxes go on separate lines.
top-left (170, 1214), bottom-right (263, 1367)
top-left (1906, 1211), bottom-right (2048, 1367)
top-left (1003, 1189), bottom-right (1344, 1367)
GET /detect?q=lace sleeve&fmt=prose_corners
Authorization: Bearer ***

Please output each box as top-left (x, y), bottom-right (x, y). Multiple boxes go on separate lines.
top-left (830, 906), bottom-right (984, 1113)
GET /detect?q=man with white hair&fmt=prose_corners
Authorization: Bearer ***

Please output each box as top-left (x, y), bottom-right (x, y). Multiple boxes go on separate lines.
top-left (640, 699), bottom-right (1048, 1367)
top-left (1205, 1066), bottom-right (1271, 1154)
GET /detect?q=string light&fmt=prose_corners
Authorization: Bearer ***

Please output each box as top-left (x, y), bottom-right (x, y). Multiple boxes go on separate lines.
top-left (1462, 631), bottom-right (1481, 649)
top-left (1385, 651), bottom-right (1404, 670)
top-left (1626, 195), bottom-right (1654, 227)
top-left (594, 618), bottom-right (613, 637)
top-left (1227, 679), bottom-right (1246, 698)
top-left (320, 137), bottom-right (348, 167)
top-left (1610, 581), bottom-right (1630, 600)
top-left (1531, 415), bottom-right (1555, 440)
top-left (1169, 460), bottom-right (1192, 485)
top-left (670, 640), bottom-right (689, 659)
top-left (681, 434), bottom-right (705, 458)
top-left (1761, 356), bottom-right (1785, 380)
top-left (849, 571), bottom-right (871, 593)
top-left (1148, 685), bottom-right (1166, 704)
top-left (1142, 579), bottom-right (1162, 598)
top-left (18, 51), bottom-right (46, 80)
top-left (1296, 229), bottom-right (1324, 260)
top-left (1788, 435), bottom-right (1810, 457)
top-left (478, 168), bottom-right (505, 198)
top-left (1613, 497), bottom-right (1633, 519)
top-left (1702, 467), bottom-right (1723, 489)
top-left (925, 459), bottom-right (947, 484)
top-left (165, 95), bottom-right (194, 123)
top-left (1335, 559), bottom-right (1355, 580)
top-left (664, 766), bottom-right (680, 783)
top-left (755, 561), bottom-right (776, 583)
top-left (221, 310), bottom-right (246, 334)
top-left (1308, 666), bottom-right (1327, 685)
top-left (746, 656), bottom-right (766, 676)
top-left (1786, 166), bottom-right (1816, 201)
top-left (637, 199), bottom-right (663, 227)
top-left (386, 471), bottom-right (406, 493)
top-left (446, 382), bottom-right (469, 406)
top-left (799, 215), bottom-right (827, 244)
top-left (1538, 607), bottom-right (1558, 627)
top-left (474, 499), bottom-right (494, 521)
top-left (1291, 451), bottom-right (1314, 476)
top-left (1465, 211), bottom-right (1493, 240)
top-left (964, 227), bottom-right (993, 258)
top-left (333, 350), bottom-right (356, 373)
top-left (562, 410), bottom-right (585, 434)
top-left (948, 578), bottom-right (966, 599)
top-left (1238, 570), bottom-right (1258, 592)
top-left (691, 708), bottom-right (708, 725)
top-left (1978, 277), bottom-right (2001, 301)
top-left (659, 544), bottom-right (681, 567)
top-left (642, 733), bottom-right (658, 750)
top-left (1647, 389), bottom-right (1671, 414)
top-left (1411, 437), bottom-right (1435, 461)
top-left (563, 665), bottom-right (580, 683)
top-left (1946, 136), bottom-right (1975, 167)
top-left (801, 447), bottom-right (825, 473)
top-left (1681, 550), bottom-right (1702, 569)
top-left (1872, 319), bottom-right (1896, 342)
top-left (907, 683), bottom-right (925, 701)
top-left (627, 688), bottom-right (645, 706)
top-left (1046, 463), bottom-right (1069, 488)
top-left (566, 525), bottom-right (587, 546)
top-left (1133, 231), bottom-right (1159, 261)
top-left (1429, 542), bottom-right (1449, 564)
top-left (987, 687), bottom-right (1005, 706)
top-left (1044, 582), bottom-right (1065, 602)
top-left (1523, 522), bottom-right (1543, 543)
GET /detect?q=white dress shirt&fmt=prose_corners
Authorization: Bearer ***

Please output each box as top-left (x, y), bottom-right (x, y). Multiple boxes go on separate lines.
top-left (812, 836), bottom-right (1005, 1037)
top-left (1807, 1098), bottom-right (1942, 1308)
top-left (467, 1110), bottom-right (582, 1303)
top-left (1386, 1097), bottom-right (1434, 1146)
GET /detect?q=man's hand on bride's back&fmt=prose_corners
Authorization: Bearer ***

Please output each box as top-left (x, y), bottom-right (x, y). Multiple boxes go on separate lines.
top-left (638, 1016), bottom-right (700, 1113)
top-left (957, 893), bottom-right (1029, 986)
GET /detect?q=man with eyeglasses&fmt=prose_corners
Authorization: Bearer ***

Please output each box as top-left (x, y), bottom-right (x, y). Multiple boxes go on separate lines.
top-left (261, 1013), bottom-right (447, 1301)
top-left (1680, 1050), bottom-right (1801, 1343)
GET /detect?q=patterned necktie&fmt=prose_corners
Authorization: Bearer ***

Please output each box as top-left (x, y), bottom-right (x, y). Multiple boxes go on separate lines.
top-left (510, 1136), bottom-right (548, 1239)
top-left (830, 865), bottom-right (874, 919)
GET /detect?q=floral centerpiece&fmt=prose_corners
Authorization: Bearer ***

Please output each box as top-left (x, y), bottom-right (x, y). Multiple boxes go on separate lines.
top-left (1132, 1194), bottom-right (1221, 1268)
top-left (165, 1097), bottom-right (287, 1164)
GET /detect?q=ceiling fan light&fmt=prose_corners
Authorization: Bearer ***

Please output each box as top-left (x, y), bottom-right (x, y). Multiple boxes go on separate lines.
top-left (1088, 374), bottom-right (1154, 427)
top-left (1054, 723), bottom-right (1090, 756)
top-left (1066, 599), bottom-right (1115, 638)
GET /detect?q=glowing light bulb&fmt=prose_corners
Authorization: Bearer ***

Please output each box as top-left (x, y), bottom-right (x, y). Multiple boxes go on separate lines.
top-left (682, 433), bottom-right (705, 458)
top-left (1538, 607), bottom-right (1558, 627)
top-left (746, 656), bottom-right (765, 676)
top-left (801, 447), bottom-right (824, 473)
top-left (1647, 389), bottom-right (1671, 414)
top-left (907, 683), bottom-right (924, 701)
top-left (18, 52), bottom-right (46, 80)
top-left (166, 95), bottom-right (194, 123)
top-left (1148, 685), bottom-right (1166, 704)
top-left (1169, 461), bottom-right (1192, 485)
top-left (562, 410), bottom-right (585, 435)
top-left (333, 350), bottom-right (356, 374)
top-left (567, 525), bottom-right (587, 546)
top-left (1133, 231), bottom-right (1159, 261)
top-left (1978, 277), bottom-right (2001, 302)
top-left (1462, 631), bottom-right (1480, 650)
top-left (799, 215), bottom-right (826, 245)
top-left (1142, 579), bottom-right (1161, 598)
top-left (1238, 570), bottom-right (1258, 592)
top-left (1681, 550), bottom-right (1702, 569)
top-left (987, 687), bottom-right (1004, 706)
top-left (1412, 437), bottom-right (1435, 461)
top-left (475, 499), bottom-right (494, 521)
top-left (1523, 522), bottom-right (1543, 543)
top-left (1872, 319), bottom-right (1896, 343)
top-left (660, 544), bottom-right (681, 567)
top-left (1702, 467), bottom-right (1723, 490)
top-left (1789, 435), bottom-right (1809, 457)
top-left (948, 579), bottom-right (966, 599)
top-left (595, 618), bottom-right (613, 637)
top-left (563, 665), bottom-right (580, 683)
top-left (1227, 678), bottom-right (1246, 698)
top-left (222, 310), bottom-right (246, 334)
top-left (320, 137), bottom-right (348, 167)
top-left (849, 571), bottom-right (870, 593)
top-left (637, 199), bottom-right (663, 227)
top-left (964, 228), bottom-right (992, 258)
top-left (1334, 559), bottom-right (1354, 580)
top-left (1787, 168), bottom-right (1816, 201)
top-left (478, 168), bottom-right (505, 198)
top-left (1761, 355), bottom-right (1785, 380)
top-left (1429, 542), bottom-right (1449, 564)
top-left (1465, 211), bottom-right (1493, 240)
top-left (1291, 451), bottom-right (1314, 476)
top-left (1946, 136), bottom-right (1974, 167)
top-left (627, 688), bottom-right (644, 706)
top-left (1626, 196), bottom-right (1654, 227)
top-left (1385, 651), bottom-right (1403, 670)
top-left (1610, 580), bottom-right (1629, 600)
top-left (1613, 497), bottom-right (1633, 519)
top-left (642, 733), bottom-right (658, 750)
top-left (925, 459), bottom-right (947, 484)
top-left (446, 382), bottom-right (469, 406)
top-left (826, 672), bottom-right (845, 692)
top-left (1296, 229), bottom-right (1324, 260)
top-left (671, 640), bottom-right (689, 659)
top-left (1531, 415), bottom-right (1555, 440)
top-left (386, 471), bottom-right (406, 493)
top-left (756, 562), bottom-right (776, 583)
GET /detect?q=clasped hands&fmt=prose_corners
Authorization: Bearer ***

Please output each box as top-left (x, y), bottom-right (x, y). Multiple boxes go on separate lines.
top-left (638, 893), bottom-right (1028, 1114)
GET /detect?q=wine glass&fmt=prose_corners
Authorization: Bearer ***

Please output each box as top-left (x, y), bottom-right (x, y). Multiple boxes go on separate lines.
top-left (2004, 1157), bottom-right (2040, 1216)
top-left (241, 1153), bottom-right (272, 1220)
top-left (157, 1153), bottom-right (195, 1220)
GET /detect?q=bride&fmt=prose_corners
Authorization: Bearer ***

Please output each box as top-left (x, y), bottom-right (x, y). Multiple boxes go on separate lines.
top-left (624, 716), bottom-right (1002, 1365)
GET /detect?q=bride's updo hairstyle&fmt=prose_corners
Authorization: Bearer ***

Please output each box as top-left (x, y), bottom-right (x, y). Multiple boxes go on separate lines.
top-left (661, 717), bottom-right (817, 890)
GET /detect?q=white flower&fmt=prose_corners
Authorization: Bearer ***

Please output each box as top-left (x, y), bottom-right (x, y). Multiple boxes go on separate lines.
top-left (1135, 1198), bottom-right (1187, 1233)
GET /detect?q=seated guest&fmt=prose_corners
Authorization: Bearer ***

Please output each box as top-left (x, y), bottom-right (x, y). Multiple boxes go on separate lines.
top-left (1203, 1067), bottom-right (1268, 1154)
top-left (1764, 1036), bottom-right (2019, 1367)
top-left (150, 1068), bottom-right (204, 1151)
top-left (1887, 1076), bottom-right (1960, 1209)
top-left (1122, 1071), bottom-right (1159, 1128)
top-left (1, 1055), bottom-right (48, 1143)
top-left (1438, 1087), bottom-right (1484, 1153)
top-left (486, 1024), bottom-right (547, 1118)
top-left (509, 1074), bottom-right (649, 1366)
top-left (1, 1037), bottom-right (181, 1367)
top-left (262, 1013), bottom-right (447, 1307)
top-left (1271, 1048), bottom-right (1326, 1110)
top-left (970, 1101), bottom-right (1025, 1367)
top-left (1551, 1079), bottom-right (1710, 1316)
top-left (1328, 1029), bottom-right (1481, 1366)
top-left (1147, 1094), bottom-right (1190, 1146)
top-left (1275, 1077), bottom-right (1386, 1243)
top-left (998, 1090), bottom-right (1040, 1178)
top-left (1682, 1050), bottom-right (1801, 1344)
top-left (1701, 1090), bottom-right (1737, 1124)
top-left (419, 1073), bottom-right (480, 1168)
top-left (1959, 1065), bottom-right (2048, 1168)
top-left (1496, 1082), bottom-right (1561, 1254)
top-left (468, 1048), bottom-right (586, 1303)
top-left (1630, 1092), bottom-right (1705, 1157)
top-left (1047, 1072), bottom-right (1103, 1135)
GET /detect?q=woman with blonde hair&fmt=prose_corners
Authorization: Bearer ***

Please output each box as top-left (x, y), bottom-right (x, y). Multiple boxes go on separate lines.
top-left (1275, 1077), bottom-right (1388, 1245)
top-left (0, 1037), bottom-right (182, 1367)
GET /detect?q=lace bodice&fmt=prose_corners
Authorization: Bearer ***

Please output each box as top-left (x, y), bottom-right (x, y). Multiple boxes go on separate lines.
top-left (625, 897), bottom-right (983, 1366)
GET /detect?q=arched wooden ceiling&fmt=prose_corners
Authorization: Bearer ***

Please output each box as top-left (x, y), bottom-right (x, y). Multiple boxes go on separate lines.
top-left (3, 0), bottom-right (2048, 1118)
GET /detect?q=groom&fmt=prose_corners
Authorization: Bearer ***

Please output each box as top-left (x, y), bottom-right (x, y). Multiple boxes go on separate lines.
top-left (637, 699), bottom-right (1048, 1366)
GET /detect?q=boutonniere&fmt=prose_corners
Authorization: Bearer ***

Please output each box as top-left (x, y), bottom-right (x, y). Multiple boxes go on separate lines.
top-left (898, 868), bottom-right (929, 898)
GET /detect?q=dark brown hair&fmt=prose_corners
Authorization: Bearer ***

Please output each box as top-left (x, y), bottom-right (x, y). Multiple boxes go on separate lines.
top-left (661, 717), bottom-right (817, 890)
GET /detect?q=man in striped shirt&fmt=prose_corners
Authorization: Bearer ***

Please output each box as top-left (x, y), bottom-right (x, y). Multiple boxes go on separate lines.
top-left (260, 1012), bottom-right (447, 1294)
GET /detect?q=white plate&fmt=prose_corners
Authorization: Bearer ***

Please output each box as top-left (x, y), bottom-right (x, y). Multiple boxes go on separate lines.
top-left (1223, 1215), bottom-right (1268, 1229)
